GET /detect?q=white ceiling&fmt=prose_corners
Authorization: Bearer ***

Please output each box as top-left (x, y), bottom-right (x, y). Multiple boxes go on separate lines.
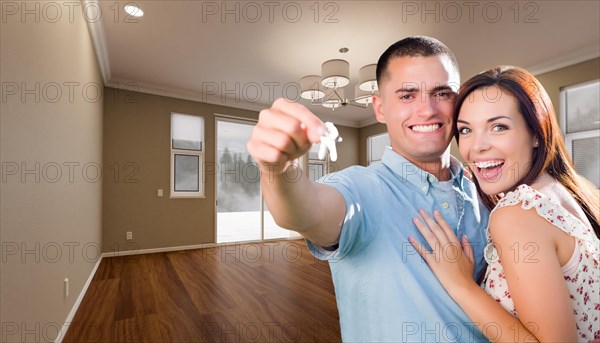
top-left (88, 0), bottom-right (600, 127)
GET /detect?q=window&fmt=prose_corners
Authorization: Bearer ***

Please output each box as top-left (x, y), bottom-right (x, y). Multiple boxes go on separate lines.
top-left (367, 132), bottom-right (391, 165)
top-left (308, 143), bottom-right (328, 182)
top-left (171, 113), bottom-right (205, 197)
top-left (560, 80), bottom-right (600, 188)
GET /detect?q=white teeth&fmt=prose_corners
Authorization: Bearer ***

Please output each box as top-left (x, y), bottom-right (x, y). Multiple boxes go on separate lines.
top-left (411, 124), bottom-right (441, 133)
top-left (474, 161), bottom-right (504, 169)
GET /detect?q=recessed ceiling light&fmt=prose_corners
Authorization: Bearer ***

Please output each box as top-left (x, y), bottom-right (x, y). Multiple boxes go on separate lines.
top-left (124, 4), bottom-right (144, 17)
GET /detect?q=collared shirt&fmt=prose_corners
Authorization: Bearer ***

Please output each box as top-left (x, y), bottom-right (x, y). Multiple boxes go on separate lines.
top-left (307, 148), bottom-right (490, 342)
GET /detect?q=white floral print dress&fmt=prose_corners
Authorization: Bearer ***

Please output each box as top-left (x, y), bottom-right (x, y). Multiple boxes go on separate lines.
top-left (482, 184), bottom-right (599, 342)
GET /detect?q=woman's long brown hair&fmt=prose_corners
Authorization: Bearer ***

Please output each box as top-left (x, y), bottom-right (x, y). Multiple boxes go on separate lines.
top-left (454, 66), bottom-right (599, 238)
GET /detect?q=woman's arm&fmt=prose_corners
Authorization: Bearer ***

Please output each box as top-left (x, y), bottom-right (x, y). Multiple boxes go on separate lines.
top-left (486, 205), bottom-right (578, 342)
top-left (448, 281), bottom-right (540, 342)
top-left (409, 208), bottom-right (578, 342)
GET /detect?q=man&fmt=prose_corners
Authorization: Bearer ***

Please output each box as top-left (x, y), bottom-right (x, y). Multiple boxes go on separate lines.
top-left (247, 36), bottom-right (489, 342)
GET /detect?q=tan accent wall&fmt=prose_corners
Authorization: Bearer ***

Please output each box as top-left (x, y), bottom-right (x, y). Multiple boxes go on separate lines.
top-left (102, 89), bottom-right (359, 251)
top-left (535, 57), bottom-right (600, 123)
top-left (329, 125), bottom-right (360, 172)
top-left (0, 10), bottom-right (103, 343)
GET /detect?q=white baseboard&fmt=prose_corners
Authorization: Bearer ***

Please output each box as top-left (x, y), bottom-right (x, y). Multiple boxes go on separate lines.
top-left (101, 242), bottom-right (218, 257)
top-left (54, 256), bottom-right (103, 343)
top-left (101, 237), bottom-right (304, 258)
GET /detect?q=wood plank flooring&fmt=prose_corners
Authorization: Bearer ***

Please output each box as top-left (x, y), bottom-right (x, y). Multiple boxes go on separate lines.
top-left (62, 240), bottom-right (341, 343)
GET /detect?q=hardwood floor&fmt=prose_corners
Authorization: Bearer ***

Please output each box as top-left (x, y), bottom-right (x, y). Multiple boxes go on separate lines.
top-left (62, 240), bottom-right (341, 343)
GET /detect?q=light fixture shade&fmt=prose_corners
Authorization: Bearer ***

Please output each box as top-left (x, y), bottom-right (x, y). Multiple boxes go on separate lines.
top-left (321, 59), bottom-right (350, 89)
top-left (354, 85), bottom-right (374, 104)
top-left (358, 64), bottom-right (378, 92)
top-left (322, 87), bottom-right (344, 109)
top-left (300, 75), bottom-right (325, 100)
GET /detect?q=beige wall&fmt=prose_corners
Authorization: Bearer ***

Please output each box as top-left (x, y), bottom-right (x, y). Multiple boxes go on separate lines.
top-left (359, 57), bottom-right (600, 165)
top-left (359, 123), bottom-right (387, 166)
top-left (536, 57), bottom-right (600, 123)
top-left (329, 125), bottom-right (360, 172)
top-left (102, 89), bottom-right (359, 251)
top-left (0, 8), bottom-right (103, 343)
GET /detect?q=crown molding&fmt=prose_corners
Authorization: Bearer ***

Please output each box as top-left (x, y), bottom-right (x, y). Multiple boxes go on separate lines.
top-left (358, 115), bottom-right (379, 128)
top-left (313, 109), bottom-right (362, 128)
top-left (106, 78), bottom-right (363, 127)
top-left (107, 78), bottom-right (267, 111)
top-left (82, 3), bottom-right (364, 128)
top-left (526, 43), bottom-right (600, 76)
top-left (83, 0), bottom-right (111, 84)
top-left (88, 10), bottom-right (598, 128)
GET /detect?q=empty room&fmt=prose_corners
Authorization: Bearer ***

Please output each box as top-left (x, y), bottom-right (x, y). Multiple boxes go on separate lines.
top-left (2, 1), bottom-right (599, 342)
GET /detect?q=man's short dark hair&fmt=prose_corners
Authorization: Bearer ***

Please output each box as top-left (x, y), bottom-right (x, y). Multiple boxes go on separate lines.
top-left (376, 36), bottom-right (459, 86)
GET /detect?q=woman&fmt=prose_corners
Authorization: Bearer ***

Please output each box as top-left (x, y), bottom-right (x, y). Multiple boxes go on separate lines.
top-left (409, 66), bottom-right (600, 342)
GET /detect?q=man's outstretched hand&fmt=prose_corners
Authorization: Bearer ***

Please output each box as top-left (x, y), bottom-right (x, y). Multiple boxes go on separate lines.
top-left (247, 98), bottom-right (325, 175)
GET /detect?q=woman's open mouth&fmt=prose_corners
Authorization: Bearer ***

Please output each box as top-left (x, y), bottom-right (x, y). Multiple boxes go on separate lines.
top-left (474, 160), bottom-right (505, 182)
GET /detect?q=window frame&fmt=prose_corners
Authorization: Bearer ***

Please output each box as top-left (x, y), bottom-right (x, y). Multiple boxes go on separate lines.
top-left (367, 132), bottom-right (390, 165)
top-left (306, 142), bottom-right (330, 181)
top-left (170, 112), bottom-right (205, 198)
top-left (308, 158), bottom-right (328, 181)
top-left (559, 79), bottom-right (600, 188)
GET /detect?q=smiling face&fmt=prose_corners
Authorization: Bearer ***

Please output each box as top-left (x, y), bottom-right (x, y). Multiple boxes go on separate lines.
top-left (372, 55), bottom-right (459, 165)
top-left (457, 86), bottom-right (537, 195)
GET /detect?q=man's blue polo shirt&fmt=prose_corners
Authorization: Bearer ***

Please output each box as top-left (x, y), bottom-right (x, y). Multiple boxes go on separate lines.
top-left (307, 148), bottom-right (490, 342)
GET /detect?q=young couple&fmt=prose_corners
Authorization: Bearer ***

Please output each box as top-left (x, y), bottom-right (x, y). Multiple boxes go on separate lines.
top-left (247, 36), bottom-right (599, 342)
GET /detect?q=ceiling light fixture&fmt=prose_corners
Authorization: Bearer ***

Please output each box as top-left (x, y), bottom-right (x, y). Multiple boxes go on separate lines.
top-left (300, 50), bottom-right (378, 111)
top-left (124, 4), bottom-right (144, 17)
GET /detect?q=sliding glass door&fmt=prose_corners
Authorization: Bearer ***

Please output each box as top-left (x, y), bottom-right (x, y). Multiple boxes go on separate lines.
top-left (216, 119), bottom-right (261, 243)
top-left (215, 118), bottom-right (300, 243)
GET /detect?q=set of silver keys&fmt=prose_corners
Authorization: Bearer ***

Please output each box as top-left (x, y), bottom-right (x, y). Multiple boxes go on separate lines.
top-left (318, 122), bottom-right (343, 162)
